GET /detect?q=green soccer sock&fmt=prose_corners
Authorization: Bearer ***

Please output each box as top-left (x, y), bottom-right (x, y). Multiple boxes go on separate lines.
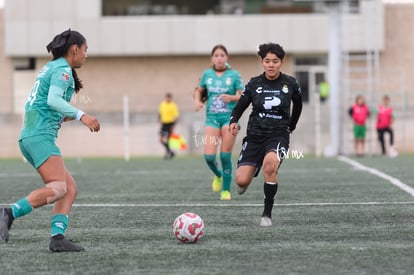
top-left (220, 152), bottom-right (232, 191)
top-left (204, 154), bottom-right (222, 178)
top-left (51, 214), bottom-right (68, 237)
top-left (10, 197), bottom-right (33, 219)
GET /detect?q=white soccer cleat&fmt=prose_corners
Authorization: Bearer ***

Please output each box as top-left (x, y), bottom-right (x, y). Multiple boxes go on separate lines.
top-left (260, 216), bottom-right (272, 227)
top-left (389, 146), bottom-right (398, 158)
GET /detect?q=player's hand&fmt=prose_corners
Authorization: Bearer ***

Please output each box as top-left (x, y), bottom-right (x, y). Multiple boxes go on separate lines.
top-left (220, 94), bottom-right (233, 103)
top-left (194, 100), bottom-right (204, 112)
top-left (229, 123), bottom-right (239, 136)
top-left (80, 114), bottom-right (100, 132)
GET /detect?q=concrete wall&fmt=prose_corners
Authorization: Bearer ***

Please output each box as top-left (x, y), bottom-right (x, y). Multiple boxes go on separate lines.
top-left (0, 9), bottom-right (13, 114)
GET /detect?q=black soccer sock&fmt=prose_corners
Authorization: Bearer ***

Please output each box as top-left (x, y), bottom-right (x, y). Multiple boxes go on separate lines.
top-left (162, 140), bottom-right (171, 153)
top-left (262, 182), bottom-right (278, 218)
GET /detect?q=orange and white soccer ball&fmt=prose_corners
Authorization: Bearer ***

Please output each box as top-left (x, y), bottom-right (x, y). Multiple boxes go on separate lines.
top-left (172, 212), bottom-right (204, 243)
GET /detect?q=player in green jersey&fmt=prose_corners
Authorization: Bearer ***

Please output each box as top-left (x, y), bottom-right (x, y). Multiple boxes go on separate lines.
top-left (229, 43), bottom-right (302, 226)
top-left (0, 29), bottom-right (100, 251)
top-left (194, 45), bottom-right (244, 201)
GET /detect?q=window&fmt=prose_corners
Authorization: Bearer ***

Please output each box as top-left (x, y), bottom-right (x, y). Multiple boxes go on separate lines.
top-left (102, 0), bottom-right (220, 16)
top-left (13, 58), bottom-right (35, 71)
top-left (101, 0), bottom-right (358, 16)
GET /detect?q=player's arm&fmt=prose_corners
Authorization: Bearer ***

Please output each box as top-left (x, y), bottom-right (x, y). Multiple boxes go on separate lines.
top-left (173, 103), bottom-right (180, 123)
top-left (63, 116), bottom-right (75, 122)
top-left (289, 81), bottom-right (303, 133)
top-left (229, 87), bottom-right (251, 136)
top-left (47, 85), bottom-right (84, 120)
top-left (221, 90), bottom-right (243, 103)
top-left (47, 86), bottom-right (100, 132)
top-left (222, 72), bottom-right (244, 103)
top-left (194, 86), bottom-right (205, 112)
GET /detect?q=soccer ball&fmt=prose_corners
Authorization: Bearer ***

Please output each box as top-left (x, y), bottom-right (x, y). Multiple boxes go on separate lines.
top-left (172, 212), bottom-right (204, 243)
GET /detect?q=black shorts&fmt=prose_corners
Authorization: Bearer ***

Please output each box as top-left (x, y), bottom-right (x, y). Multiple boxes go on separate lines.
top-left (237, 135), bottom-right (289, 177)
top-left (160, 122), bottom-right (174, 137)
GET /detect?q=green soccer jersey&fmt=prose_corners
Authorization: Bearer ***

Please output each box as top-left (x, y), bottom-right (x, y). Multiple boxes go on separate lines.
top-left (199, 68), bottom-right (244, 118)
top-left (19, 57), bottom-right (80, 139)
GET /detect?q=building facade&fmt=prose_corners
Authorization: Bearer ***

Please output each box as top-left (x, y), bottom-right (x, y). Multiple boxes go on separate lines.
top-left (1, 0), bottom-right (413, 158)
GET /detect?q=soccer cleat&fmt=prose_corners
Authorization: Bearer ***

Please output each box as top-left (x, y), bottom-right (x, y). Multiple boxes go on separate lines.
top-left (237, 185), bottom-right (248, 195)
top-left (164, 151), bottom-right (176, 160)
top-left (0, 208), bottom-right (14, 242)
top-left (220, 190), bottom-right (231, 201)
top-left (211, 176), bottom-right (222, 193)
top-left (49, 235), bottom-right (85, 252)
top-left (389, 146), bottom-right (398, 158)
top-left (260, 216), bottom-right (272, 227)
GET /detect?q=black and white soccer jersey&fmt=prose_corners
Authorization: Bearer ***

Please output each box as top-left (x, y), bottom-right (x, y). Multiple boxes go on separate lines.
top-left (230, 72), bottom-right (302, 138)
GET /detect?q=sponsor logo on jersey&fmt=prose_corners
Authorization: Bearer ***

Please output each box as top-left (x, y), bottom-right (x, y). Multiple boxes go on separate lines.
top-left (256, 86), bottom-right (281, 94)
top-left (263, 96), bottom-right (281, 109)
top-left (258, 112), bottom-right (282, 120)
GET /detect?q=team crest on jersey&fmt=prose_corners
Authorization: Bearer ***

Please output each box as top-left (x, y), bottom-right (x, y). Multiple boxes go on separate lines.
top-left (60, 73), bottom-right (70, 82)
top-left (207, 78), bottom-right (213, 85)
top-left (225, 78), bottom-right (232, 86)
top-left (282, 84), bottom-right (289, 94)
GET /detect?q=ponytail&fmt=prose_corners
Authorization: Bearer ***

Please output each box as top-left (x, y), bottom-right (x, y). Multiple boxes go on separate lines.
top-left (72, 68), bottom-right (83, 92)
top-left (46, 29), bottom-right (86, 93)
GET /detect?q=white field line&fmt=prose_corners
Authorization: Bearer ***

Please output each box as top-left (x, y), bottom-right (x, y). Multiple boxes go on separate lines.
top-left (338, 155), bottom-right (414, 197)
top-left (1, 202), bottom-right (414, 208)
top-left (71, 201), bottom-right (414, 207)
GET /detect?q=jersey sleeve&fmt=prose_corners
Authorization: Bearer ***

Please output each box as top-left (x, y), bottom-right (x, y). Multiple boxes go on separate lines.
top-left (289, 79), bottom-right (303, 132)
top-left (199, 70), bottom-right (208, 89)
top-left (233, 71), bottom-right (244, 91)
top-left (229, 80), bottom-right (251, 124)
top-left (47, 70), bottom-right (82, 119)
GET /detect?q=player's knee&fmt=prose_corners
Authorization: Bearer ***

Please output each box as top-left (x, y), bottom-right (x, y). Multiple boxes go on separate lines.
top-left (45, 181), bottom-right (67, 204)
top-left (66, 182), bottom-right (78, 198)
top-left (235, 174), bottom-right (251, 187)
top-left (262, 163), bottom-right (277, 179)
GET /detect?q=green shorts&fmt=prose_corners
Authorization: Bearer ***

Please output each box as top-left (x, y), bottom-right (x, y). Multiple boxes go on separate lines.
top-left (205, 115), bottom-right (230, 129)
top-left (353, 124), bottom-right (367, 139)
top-left (18, 135), bottom-right (61, 169)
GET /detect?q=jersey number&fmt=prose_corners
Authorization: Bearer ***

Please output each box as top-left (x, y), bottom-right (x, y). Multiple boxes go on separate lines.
top-left (26, 80), bottom-right (40, 106)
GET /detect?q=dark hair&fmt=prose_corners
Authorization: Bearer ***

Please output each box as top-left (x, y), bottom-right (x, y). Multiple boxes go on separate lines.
top-left (257, 43), bottom-right (285, 60)
top-left (211, 44), bottom-right (228, 56)
top-left (46, 29), bottom-right (86, 93)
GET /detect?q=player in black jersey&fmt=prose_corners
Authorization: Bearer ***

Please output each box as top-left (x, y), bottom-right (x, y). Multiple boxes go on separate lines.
top-left (229, 43), bottom-right (302, 227)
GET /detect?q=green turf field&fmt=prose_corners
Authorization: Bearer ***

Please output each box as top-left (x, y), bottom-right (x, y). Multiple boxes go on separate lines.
top-left (1, 155), bottom-right (414, 274)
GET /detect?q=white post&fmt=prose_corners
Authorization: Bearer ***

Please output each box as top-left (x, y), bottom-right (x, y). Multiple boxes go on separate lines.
top-left (324, 2), bottom-right (341, 157)
top-left (123, 95), bottom-right (130, 161)
top-left (315, 87), bottom-right (322, 158)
